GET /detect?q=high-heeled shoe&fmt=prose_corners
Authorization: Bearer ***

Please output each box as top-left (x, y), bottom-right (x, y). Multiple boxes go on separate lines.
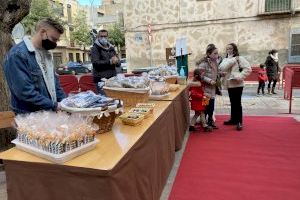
top-left (209, 123), bottom-right (219, 129)
top-left (189, 126), bottom-right (196, 132)
top-left (236, 123), bottom-right (243, 131)
top-left (223, 120), bottom-right (237, 125)
top-left (203, 126), bottom-right (213, 132)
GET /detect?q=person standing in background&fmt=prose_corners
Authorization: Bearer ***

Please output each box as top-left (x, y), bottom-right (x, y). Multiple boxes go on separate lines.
top-left (257, 63), bottom-right (268, 96)
top-left (91, 30), bottom-right (120, 94)
top-left (265, 49), bottom-right (280, 95)
top-left (219, 43), bottom-right (252, 131)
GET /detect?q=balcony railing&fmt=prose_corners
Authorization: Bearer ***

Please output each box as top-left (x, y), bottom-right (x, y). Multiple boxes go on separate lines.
top-left (258, 0), bottom-right (300, 15)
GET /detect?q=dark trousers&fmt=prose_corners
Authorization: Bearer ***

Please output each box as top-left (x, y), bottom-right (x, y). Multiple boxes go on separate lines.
top-left (257, 81), bottom-right (265, 94)
top-left (268, 79), bottom-right (277, 89)
top-left (205, 98), bottom-right (215, 125)
top-left (93, 70), bottom-right (116, 95)
top-left (93, 76), bottom-right (105, 95)
top-left (228, 87), bottom-right (243, 124)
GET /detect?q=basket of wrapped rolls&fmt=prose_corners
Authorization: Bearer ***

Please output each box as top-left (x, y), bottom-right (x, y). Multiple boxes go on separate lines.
top-left (149, 81), bottom-right (170, 100)
top-left (60, 91), bottom-right (123, 134)
top-left (148, 65), bottom-right (179, 84)
top-left (119, 113), bottom-right (145, 126)
top-left (136, 103), bottom-right (155, 114)
top-left (103, 75), bottom-right (150, 107)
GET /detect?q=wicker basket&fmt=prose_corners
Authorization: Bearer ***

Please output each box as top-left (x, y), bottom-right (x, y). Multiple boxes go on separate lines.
top-left (169, 84), bottom-right (180, 92)
top-left (61, 99), bottom-right (123, 134)
top-left (103, 87), bottom-right (150, 107)
top-left (136, 103), bottom-right (155, 114)
top-left (165, 76), bottom-right (178, 84)
top-left (92, 112), bottom-right (119, 134)
top-left (129, 108), bottom-right (152, 118)
top-left (119, 113), bottom-right (144, 126)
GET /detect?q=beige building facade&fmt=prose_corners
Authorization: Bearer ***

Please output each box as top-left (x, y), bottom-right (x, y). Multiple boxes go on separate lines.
top-left (94, 0), bottom-right (126, 57)
top-left (124, 0), bottom-right (300, 71)
top-left (96, 0), bottom-right (124, 29)
top-left (50, 0), bottom-right (91, 67)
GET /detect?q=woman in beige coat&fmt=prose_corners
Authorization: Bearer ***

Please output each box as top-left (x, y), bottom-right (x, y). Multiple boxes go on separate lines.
top-left (197, 44), bottom-right (221, 130)
top-left (219, 43), bottom-right (252, 131)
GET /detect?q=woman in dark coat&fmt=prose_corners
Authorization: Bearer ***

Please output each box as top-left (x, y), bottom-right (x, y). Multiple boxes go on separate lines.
top-left (265, 49), bottom-right (280, 94)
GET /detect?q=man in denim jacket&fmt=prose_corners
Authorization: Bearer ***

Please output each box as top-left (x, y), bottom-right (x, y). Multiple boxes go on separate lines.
top-left (4, 18), bottom-right (66, 114)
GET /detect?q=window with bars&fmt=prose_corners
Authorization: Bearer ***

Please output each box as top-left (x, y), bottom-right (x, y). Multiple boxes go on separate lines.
top-left (69, 53), bottom-right (74, 62)
top-left (291, 34), bottom-right (300, 56)
top-left (289, 28), bottom-right (300, 63)
top-left (265, 0), bottom-right (291, 12)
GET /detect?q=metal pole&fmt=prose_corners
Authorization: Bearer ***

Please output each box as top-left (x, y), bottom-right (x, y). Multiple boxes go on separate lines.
top-left (289, 88), bottom-right (292, 114)
top-left (150, 42), bottom-right (153, 67)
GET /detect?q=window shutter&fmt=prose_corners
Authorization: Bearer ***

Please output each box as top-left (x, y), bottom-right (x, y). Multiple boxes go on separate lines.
top-left (289, 28), bottom-right (300, 63)
top-left (265, 0), bottom-right (291, 12)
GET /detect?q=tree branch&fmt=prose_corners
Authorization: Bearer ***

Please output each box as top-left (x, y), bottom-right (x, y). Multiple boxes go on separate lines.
top-left (0, 0), bottom-right (31, 32)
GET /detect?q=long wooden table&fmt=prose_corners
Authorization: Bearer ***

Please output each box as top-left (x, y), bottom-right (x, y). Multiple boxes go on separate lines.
top-left (151, 85), bottom-right (190, 150)
top-left (0, 86), bottom-right (190, 200)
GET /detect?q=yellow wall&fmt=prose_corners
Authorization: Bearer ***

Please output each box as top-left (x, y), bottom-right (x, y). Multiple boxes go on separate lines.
top-left (52, 48), bottom-right (90, 64)
top-left (51, 0), bottom-right (90, 65)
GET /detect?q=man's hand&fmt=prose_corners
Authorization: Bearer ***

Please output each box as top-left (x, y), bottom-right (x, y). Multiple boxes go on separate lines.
top-left (111, 56), bottom-right (119, 64)
top-left (210, 80), bottom-right (216, 85)
top-left (57, 102), bottom-right (62, 111)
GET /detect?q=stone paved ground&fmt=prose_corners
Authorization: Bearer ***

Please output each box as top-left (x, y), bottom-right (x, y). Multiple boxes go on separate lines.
top-left (1, 84), bottom-right (299, 200)
top-left (215, 84), bottom-right (300, 117)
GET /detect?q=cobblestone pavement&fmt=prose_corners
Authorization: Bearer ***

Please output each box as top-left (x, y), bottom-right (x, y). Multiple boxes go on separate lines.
top-left (215, 84), bottom-right (300, 117)
top-left (1, 84), bottom-right (300, 200)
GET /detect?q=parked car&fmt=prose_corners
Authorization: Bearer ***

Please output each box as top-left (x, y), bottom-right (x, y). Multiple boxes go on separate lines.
top-left (56, 62), bottom-right (90, 75)
top-left (82, 61), bottom-right (93, 71)
top-left (120, 58), bottom-right (127, 73)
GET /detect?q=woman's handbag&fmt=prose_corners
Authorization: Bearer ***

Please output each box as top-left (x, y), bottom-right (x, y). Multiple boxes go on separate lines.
top-left (237, 57), bottom-right (243, 72)
top-left (276, 73), bottom-right (281, 81)
top-left (215, 76), bottom-right (222, 96)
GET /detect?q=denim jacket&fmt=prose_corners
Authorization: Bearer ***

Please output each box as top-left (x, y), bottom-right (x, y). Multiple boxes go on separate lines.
top-left (3, 37), bottom-right (66, 114)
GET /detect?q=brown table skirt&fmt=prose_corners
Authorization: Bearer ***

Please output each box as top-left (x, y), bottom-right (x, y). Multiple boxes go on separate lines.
top-left (171, 87), bottom-right (190, 151)
top-left (4, 104), bottom-right (176, 200)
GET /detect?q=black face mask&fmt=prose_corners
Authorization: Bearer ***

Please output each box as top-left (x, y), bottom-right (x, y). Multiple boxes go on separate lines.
top-left (42, 39), bottom-right (57, 50)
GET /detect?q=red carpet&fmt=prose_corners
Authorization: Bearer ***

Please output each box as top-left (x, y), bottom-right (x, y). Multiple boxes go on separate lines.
top-left (169, 116), bottom-right (300, 200)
